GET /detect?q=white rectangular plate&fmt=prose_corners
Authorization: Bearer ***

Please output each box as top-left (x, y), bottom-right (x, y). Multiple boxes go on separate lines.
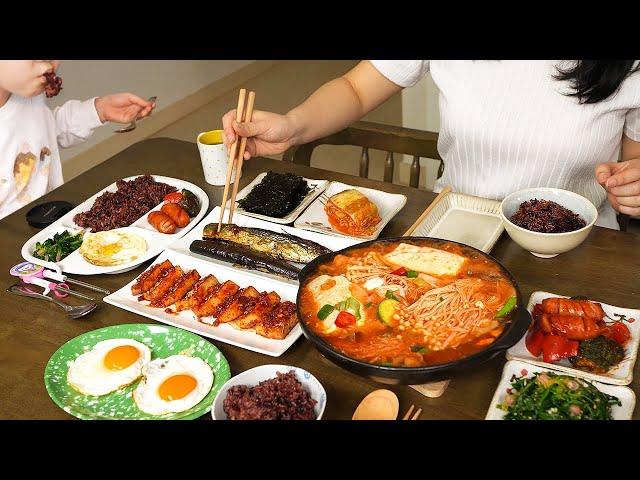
top-left (409, 192), bottom-right (504, 253)
top-left (21, 175), bottom-right (209, 276)
top-left (294, 181), bottom-right (407, 241)
top-left (168, 206), bottom-right (362, 285)
top-left (104, 249), bottom-right (303, 357)
top-left (228, 172), bottom-right (328, 224)
top-left (486, 360), bottom-right (635, 420)
top-left (506, 291), bottom-right (640, 385)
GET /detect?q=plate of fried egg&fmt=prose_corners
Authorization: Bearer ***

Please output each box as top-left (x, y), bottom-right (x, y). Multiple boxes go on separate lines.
top-left (44, 324), bottom-right (230, 420)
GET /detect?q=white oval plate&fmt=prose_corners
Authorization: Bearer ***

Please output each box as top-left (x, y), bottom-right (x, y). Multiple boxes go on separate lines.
top-left (227, 172), bottom-right (328, 224)
top-left (486, 360), bottom-right (635, 420)
top-left (211, 365), bottom-right (326, 420)
top-left (21, 175), bottom-right (209, 275)
top-left (506, 291), bottom-right (640, 385)
top-left (294, 181), bottom-right (407, 241)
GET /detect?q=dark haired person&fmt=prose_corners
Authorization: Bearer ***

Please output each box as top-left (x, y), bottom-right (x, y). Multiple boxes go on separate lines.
top-left (222, 60), bottom-right (640, 229)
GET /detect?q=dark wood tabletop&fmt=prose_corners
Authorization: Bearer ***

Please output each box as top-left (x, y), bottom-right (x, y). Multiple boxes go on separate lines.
top-left (1, 137), bottom-right (639, 420)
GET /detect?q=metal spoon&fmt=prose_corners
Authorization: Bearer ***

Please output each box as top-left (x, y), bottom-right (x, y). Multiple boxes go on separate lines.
top-left (6, 284), bottom-right (97, 319)
top-left (114, 96), bottom-right (157, 133)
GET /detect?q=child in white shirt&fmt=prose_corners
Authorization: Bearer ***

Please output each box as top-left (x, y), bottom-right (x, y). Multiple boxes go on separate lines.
top-left (0, 60), bottom-right (155, 220)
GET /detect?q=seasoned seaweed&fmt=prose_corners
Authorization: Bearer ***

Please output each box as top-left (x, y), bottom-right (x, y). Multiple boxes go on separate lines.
top-left (237, 171), bottom-right (311, 218)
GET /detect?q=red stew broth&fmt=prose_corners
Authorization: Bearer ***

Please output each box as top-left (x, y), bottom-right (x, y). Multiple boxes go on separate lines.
top-left (300, 240), bottom-right (516, 367)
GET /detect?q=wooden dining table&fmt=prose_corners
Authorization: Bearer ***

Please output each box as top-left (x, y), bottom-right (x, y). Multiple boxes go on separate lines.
top-left (1, 137), bottom-right (639, 420)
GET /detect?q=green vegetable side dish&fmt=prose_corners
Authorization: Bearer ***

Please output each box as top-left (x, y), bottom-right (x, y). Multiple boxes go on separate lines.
top-left (496, 296), bottom-right (517, 318)
top-left (498, 371), bottom-right (620, 420)
top-left (33, 230), bottom-right (84, 262)
top-left (570, 336), bottom-right (626, 373)
top-left (44, 324), bottom-right (230, 420)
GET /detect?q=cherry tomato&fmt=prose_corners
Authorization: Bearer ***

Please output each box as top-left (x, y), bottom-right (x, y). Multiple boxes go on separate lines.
top-left (391, 267), bottom-right (407, 276)
top-left (525, 329), bottom-right (545, 357)
top-left (608, 322), bottom-right (631, 346)
top-left (164, 192), bottom-right (183, 204)
top-left (335, 311), bottom-right (356, 328)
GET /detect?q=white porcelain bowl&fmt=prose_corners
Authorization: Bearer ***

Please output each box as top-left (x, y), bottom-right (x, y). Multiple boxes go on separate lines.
top-left (499, 188), bottom-right (598, 258)
top-left (212, 365), bottom-right (327, 420)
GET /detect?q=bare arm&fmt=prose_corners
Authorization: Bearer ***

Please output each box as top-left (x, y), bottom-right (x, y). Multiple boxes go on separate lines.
top-left (287, 60), bottom-right (403, 144)
top-left (222, 61), bottom-right (402, 159)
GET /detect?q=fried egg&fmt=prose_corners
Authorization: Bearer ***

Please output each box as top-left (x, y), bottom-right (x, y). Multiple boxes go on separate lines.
top-left (133, 355), bottom-right (213, 415)
top-left (67, 339), bottom-right (151, 396)
top-left (79, 230), bottom-right (147, 266)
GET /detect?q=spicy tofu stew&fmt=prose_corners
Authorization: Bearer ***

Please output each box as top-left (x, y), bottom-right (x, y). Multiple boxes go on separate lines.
top-left (299, 240), bottom-right (517, 368)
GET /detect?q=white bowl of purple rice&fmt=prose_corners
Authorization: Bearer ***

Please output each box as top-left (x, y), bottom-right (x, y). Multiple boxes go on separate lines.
top-left (212, 365), bottom-right (326, 420)
top-left (499, 188), bottom-right (598, 258)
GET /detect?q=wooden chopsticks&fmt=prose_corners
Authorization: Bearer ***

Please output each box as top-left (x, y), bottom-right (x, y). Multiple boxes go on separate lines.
top-left (217, 88), bottom-right (256, 232)
top-left (402, 404), bottom-right (422, 420)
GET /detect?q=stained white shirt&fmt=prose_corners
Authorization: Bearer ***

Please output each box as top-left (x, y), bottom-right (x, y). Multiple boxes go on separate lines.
top-left (0, 94), bottom-right (102, 219)
top-left (370, 60), bottom-right (640, 229)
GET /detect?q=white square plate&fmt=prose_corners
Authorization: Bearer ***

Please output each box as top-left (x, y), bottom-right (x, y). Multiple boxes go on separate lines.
top-left (409, 192), bottom-right (504, 253)
top-left (294, 181), bottom-right (407, 240)
top-left (486, 360), bottom-right (635, 420)
top-left (104, 249), bottom-right (303, 357)
top-left (506, 291), bottom-right (640, 385)
top-left (228, 172), bottom-right (328, 224)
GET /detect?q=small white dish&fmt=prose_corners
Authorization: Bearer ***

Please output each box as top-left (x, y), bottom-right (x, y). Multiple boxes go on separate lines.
top-left (212, 365), bottom-right (326, 420)
top-left (486, 360), bottom-right (635, 420)
top-left (104, 250), bottom-right (303, 357)
top-left (228, 172), bottom-right (328, 224)
top-left (21, 175), bottom-right (209, 276)
top-left (409, 192), bottom-right (503, 253)
top-left (499, 188), bottom-right (597, 258)
top-left (294, 181), bottom-right (407, 241)
top-left (506, 291), bottom-right (640, 385)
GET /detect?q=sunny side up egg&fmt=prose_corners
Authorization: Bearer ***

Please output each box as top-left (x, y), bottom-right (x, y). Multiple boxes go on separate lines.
top-left (133, 355), bottom-right (214, 415)
top-left (67, 339), bottom-right (151, 396)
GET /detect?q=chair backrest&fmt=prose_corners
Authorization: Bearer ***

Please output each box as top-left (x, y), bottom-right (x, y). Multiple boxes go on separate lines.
top-left (283, 121), bottom-right (443, 188)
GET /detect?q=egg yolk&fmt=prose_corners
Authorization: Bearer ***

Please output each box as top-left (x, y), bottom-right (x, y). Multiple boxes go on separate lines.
top-left (158, 375), bottom-right (197, 401)
top-left (103, 345), bottom-right (140, 370)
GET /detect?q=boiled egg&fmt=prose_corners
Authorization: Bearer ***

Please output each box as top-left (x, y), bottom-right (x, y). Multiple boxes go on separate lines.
top-left (133, 355), bottom-right (213, 415)
top-left (67, 339), bottom-right (151, 396)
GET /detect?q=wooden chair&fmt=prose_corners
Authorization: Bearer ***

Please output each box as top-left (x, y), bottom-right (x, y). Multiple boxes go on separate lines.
top-left (283, 120), bottom-right (631, 231)
top-left (283, 120), bottom-right (443, 187)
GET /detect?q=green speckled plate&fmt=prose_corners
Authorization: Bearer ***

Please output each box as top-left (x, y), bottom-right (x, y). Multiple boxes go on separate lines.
top-left (44, 324), bottom-right (231, 420)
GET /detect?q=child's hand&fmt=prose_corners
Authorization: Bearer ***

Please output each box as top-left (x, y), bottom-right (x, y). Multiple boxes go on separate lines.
top-left (94, 93), bottom-right (155, 124)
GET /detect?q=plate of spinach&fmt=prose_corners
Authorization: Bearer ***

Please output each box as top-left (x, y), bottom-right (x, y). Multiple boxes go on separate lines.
top-left (33, 229), bottom-right (84, 262)
top-left (486, 360), bottom-right (635, 420)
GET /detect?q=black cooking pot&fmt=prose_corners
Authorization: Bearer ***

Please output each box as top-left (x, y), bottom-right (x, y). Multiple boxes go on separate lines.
top-left (296, 236), bottom-right (531, 385)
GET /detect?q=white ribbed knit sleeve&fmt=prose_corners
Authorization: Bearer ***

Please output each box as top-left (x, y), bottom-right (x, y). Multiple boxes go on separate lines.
top-left (369, 60), bottom-right (430, 88)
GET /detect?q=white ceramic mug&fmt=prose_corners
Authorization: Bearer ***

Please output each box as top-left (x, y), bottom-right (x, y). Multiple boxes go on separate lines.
top-left (197, 130), bottom-right (240, 186)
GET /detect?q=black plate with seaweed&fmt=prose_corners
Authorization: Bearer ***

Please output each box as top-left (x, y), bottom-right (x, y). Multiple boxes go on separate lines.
top-left (237, 171), bottom-right (311, 218)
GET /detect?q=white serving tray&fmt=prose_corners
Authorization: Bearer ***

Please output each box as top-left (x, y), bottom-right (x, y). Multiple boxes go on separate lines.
top-left (506, 291), bottom-right (640, 385)
top-left (294, 181), bottom-right (407, 241)
top-left (486, 360), bottom-right (635, 420)
top-left (21, 175), bottom-right (209, 276)
top-left (409, 192), bottom-right (504, 253)
top-left (227, 172), bottom-right (328, 224)
top-left (168, 206), bottom-right (362, 285)
top-left (104, 249), bottom-right (302, 357)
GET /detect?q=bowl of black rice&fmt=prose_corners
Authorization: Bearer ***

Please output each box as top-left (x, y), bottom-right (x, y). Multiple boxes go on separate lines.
top-left (499, 188), bottom-right (598, 258)
top-left (212, 365), bottom-right (326, 420)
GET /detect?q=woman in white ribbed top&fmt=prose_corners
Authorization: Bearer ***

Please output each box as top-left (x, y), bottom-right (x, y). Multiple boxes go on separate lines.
top-left (222, 60), bottom-right (640, 229)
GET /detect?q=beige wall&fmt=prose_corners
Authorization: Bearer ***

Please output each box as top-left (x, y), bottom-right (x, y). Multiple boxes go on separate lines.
top-left (49, 60), bottom-right (252, 165)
